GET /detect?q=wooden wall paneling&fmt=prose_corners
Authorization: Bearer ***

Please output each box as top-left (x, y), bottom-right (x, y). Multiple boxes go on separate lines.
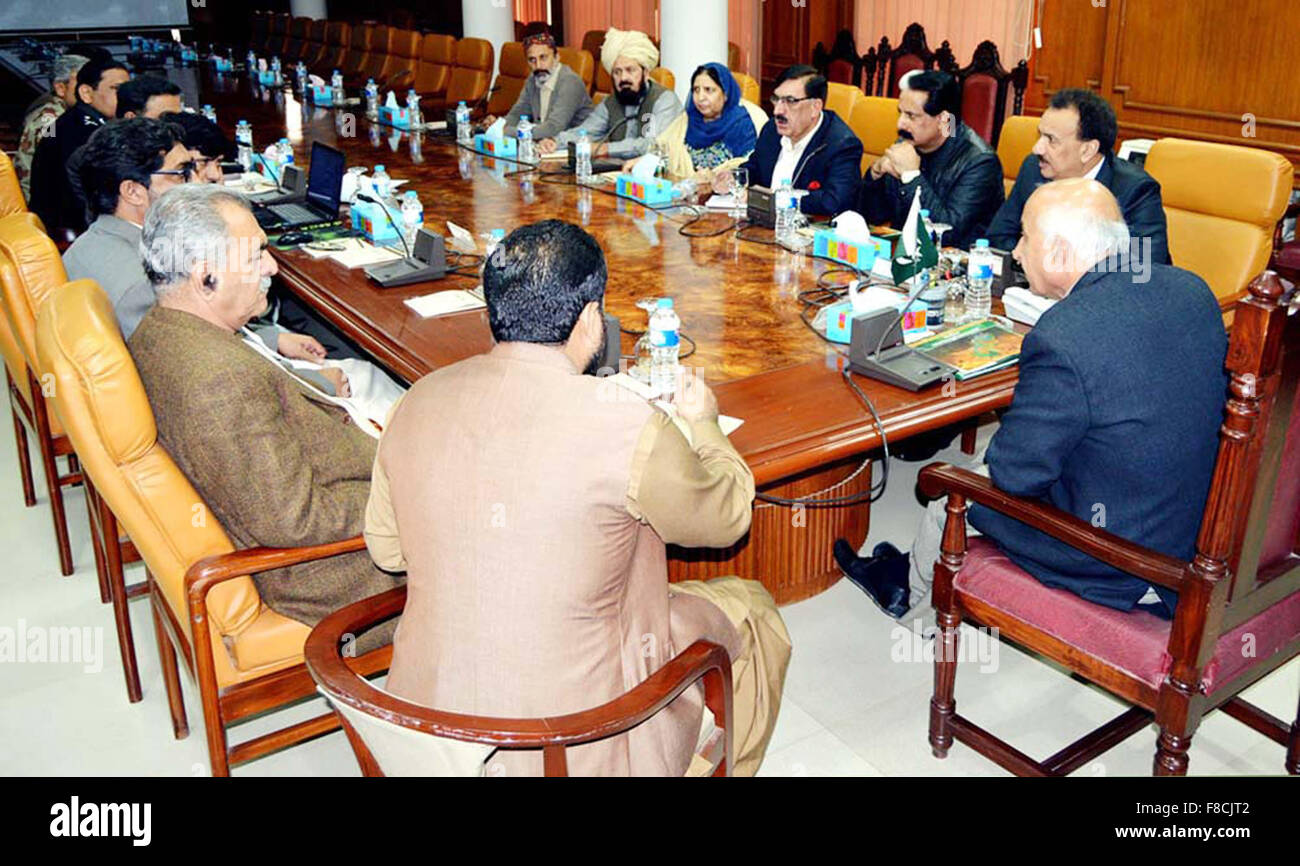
top-left (1023, 0), bottom-right (1107, 111)
top-left (761, 0), bottom-right (855, 96)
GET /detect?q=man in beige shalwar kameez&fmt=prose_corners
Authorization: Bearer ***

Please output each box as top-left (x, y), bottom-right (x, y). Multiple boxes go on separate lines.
top-left (365, 219), bottom-right (790, 776)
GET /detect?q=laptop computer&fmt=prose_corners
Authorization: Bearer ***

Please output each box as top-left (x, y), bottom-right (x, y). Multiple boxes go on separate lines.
top-left (253, 141), bottom-right (345, 232)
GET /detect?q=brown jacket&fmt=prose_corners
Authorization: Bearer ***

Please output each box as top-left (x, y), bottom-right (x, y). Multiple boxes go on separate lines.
top-left (366, 342), bottom-right (755, 776)
top-left (129, 305), bottom-right (402, 632)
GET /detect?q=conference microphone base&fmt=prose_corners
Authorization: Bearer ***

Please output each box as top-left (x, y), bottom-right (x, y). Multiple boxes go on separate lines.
top-left (848, 348), bottom-right (955, 391)
top-left (363, 258), bottom-right (447, 288)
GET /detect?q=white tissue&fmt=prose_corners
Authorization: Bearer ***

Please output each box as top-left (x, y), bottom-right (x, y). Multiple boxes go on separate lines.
top-left (847, 280), bottom-right (912, 315)
top-left (384, 91), bottom-right (399, 109)
top-left (831, 211), bottom-right (872, 244)
top-left (485, 116), bottom-right (507, 140)
top-left (308, 74), bottom-right (325, 88)
top-left (632, 154), bottom-right (661, 181)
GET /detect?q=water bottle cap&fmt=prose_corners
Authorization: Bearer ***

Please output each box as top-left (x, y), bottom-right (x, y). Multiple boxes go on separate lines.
top-left (521, 115), bottom-right (530, 122)
top-left (920, 209), bottom-right (930, 216)
top-left (374, 164), bottom-right (385, 171)
top-left (458, 101), bottom-right (466, 107)
top-left (975, 239), bottom-right (990, 248)
top-left (657, 298), bottom-right (673, 309)
top-left (491, 229), bottom-right (505, 239)
top-left (404, 190), bottom-right (417, 200)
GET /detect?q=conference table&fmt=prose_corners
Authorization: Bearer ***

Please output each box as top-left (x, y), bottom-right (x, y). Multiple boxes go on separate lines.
top-left (197, 69), bottom-right (1021, 605)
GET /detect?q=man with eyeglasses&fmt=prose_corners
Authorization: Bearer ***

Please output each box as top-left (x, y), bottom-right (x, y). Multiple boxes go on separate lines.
top-left (62, 119), bottom-right (343, 394)
top-left (161, 110), bottom-right (235, 184)
top-left (737, 64), bottom-right (862, 217)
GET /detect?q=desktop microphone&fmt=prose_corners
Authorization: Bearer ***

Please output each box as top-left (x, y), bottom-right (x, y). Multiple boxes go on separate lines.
top-left (356, 192), bottom-right (413, 261)
top-left (355, 194), bottom-right (449, 287)
top-left (847, 274), bottom-right (957, 391)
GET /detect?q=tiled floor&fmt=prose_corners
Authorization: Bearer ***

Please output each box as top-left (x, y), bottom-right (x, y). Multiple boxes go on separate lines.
top-left (0, 424), bottom-right (1295, 776)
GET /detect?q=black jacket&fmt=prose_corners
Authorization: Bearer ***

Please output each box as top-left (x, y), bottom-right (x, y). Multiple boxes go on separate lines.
top-left (741, 110), bottom-right (863, 217)
top-left (28, 102), bottom-right (105, 233)
top-left (970, 265), bottom-right (1227, 617)
top-left (859, 122), bottom-right (1005, 249)
top-left (987, 153), bottom-right (1171, 264)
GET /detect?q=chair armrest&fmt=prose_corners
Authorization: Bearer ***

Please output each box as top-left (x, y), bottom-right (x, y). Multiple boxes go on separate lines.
top-left (917, 463), bottom-right (1187, 591)
top-left (186, 535), bottom-right (368, 612)
top-left (306, 585), bottom-right (732, 759)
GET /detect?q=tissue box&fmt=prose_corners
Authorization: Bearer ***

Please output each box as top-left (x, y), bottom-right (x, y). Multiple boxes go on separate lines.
top-left (615, 174), bottom-right (674, 207)
top-left (212, 57), bottom-right (233, 72)
top-left (812, 230), bottom-right (891, 271)
top-left (350, 201), bottom-right (400, 244)
top-left (474, 134), bottom-right (517, 159)
top-left (822, 297), bottom-right (929, 345)
top-left (310, 84), bottom-right (334, 105)
top-left (258, 70), bottom-right (277, 86)
top-left (378, 104), bottom-right (413, 130)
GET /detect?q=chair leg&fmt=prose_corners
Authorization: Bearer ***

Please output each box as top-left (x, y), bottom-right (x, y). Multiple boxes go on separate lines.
top-left (99, 496), bottom-right (141, 703)
top-left (1286, 692), bottom-right (1299, 776)
top-left (1153, 728), bottom-right (1193, 776)
top-left (960, 426), bottom-right (977, 456)
top-left (84, 481), bottom-right (110, 604)
top-left (930, 608), bottom-right (961, 759)
top-left (150, 597), bottom-right (188, 739)
top-left (11, 406), bottom-right (36, 507)
top-left (29, 387), bottom-right (73, 576)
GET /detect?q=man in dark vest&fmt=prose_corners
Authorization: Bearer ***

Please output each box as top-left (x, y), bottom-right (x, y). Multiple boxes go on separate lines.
top-left (539, 27), bottom-right (683, 161)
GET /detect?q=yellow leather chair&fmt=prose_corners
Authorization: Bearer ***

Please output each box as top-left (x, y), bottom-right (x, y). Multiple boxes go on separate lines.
top-left (487, 41), bottom-right (529, 117)
top-left (824, 81), bottom-right (861, 125)
top-left (850, 96), bottom-right (900, 174)
top-left (0, 151), bottom-right (24, 217)
top-left (734, 72), bottom-right (760, 106)
top-left (1145, 138), bottom-right (1293, 321)
top-left (35, 279), bottom-right (391, 776)
top-left (997, 114), bottom-right (1039, 196)
top-left (557, 47), bottom-right (594, 91)
top-left (0, 215), bottom-right (79, 577)
top-left (649, 66), bottom-right (675, 92)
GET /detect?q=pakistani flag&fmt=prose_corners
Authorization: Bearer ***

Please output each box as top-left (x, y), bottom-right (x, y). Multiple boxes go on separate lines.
top-left (891, 187), bottom-right (939, 285)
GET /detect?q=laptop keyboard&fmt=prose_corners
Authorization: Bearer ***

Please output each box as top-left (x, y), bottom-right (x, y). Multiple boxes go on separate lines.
top-left (270, 203), bottom-right (320, 222)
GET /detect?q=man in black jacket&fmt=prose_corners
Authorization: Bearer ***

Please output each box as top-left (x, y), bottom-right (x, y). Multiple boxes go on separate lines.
top-left (738, 65), bottom-right (862, 217)
top-left (28, 57), bottom-right (130, 233)
top-left (859, 71), bottom-right (1004, 249)
top-left (986, 88), bottom-right (1170, 264)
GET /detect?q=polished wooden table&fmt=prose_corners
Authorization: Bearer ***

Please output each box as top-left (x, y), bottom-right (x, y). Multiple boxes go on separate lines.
top-left (199, 72), bottom-right (1020, 604)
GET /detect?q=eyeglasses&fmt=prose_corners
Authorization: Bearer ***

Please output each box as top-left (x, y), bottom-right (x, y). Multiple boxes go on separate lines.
top-left (770, 95), bottom-right (814, 108)
top-left (152, 160), bottom-right (198, 181)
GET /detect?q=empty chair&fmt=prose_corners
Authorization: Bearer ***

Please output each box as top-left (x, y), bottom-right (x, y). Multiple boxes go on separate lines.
top-left (297, 18), bottom-right (328, 68)
top-left (824, 81), bottom-right (862, 123)
top-left (441, 38), bottom-right (494, 116)
top-left (340, 23), bottom-right (373, 81)
top-left (557, 47), bottom-right (594, 91)
top-left (486, 41), bottom-right (529, 117)
top-left (313, 21), bottom-right (352, 77)
top-left (355, 24), bottom-right (395, 86)
top-left (382, 29), bottom-right (423, 91)
top-left (284, 17), bottom-right (310, 61)
top-left (734, 72), bottom-right (760, 106)
top-left (956, 41), bottom-right (1028, 147)
top-left (412, 34), bottom-right (456, 110)
top-left (849, 95), bottom-right (900, 175)
top-left (649, 66), bottom-right (675, 92)
top-left (266, 12), bottom-right (291, 58)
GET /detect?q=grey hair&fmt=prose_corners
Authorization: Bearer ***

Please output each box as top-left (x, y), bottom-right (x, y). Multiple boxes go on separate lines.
top-left (1037, 203), bottom-right (1131, 271)
top-left (52, 54), bottom-right (88, 87)
top-left (140, 184), bottom-right (252, 296)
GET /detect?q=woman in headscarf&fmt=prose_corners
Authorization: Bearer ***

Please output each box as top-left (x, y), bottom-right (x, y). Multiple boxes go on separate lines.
top-left (626, 62), bottom-right (766, 191)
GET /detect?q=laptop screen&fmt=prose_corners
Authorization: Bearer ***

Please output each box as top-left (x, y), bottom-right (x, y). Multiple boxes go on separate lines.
top-left (304, 142), bottom-right (345, 212)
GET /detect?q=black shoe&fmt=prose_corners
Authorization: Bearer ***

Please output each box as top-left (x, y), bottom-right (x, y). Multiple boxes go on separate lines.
top-left (893, 425), bottom-right (960, 462)
top-left (833, 539), bottom-right (911, 619)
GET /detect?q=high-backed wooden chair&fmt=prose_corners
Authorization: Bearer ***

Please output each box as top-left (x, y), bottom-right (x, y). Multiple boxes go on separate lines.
top-left (850, 95), bottom-right (899, 174)
top-left (955, 40), bottom-right (1029, 147)
top-left (35, 279), bottom-right (393, 776)
top-left (412, 34), bottom-right (456, 110)
top-left (1271, 203), bottom-right (1300, 286)
top-left (996, 114), bottom-right (1039, 196)
top-left (381, 29), bottom-right (423, 91)
top-left (486, 41), bottom-right (529, 117)
top-left (313, 21), bottom-right (352, 76)
top-left (0, 215), bottom-right (79, 577)
top-left (1145, 139), bottom-right (1293, 322)
top-left (918, 273), bottom-right (1300, 776)
top-left (813, 29), bottom-right (860, 88)
top-left (306, 586), bottom-right (735, 777)
top-left (824, 81), bottom-right (861, 124)
top-left (883, 22), bottom-right (935, 98)
top-left (557, 47), bottom-right (594, 91)
top-left (267, 12), bottom-right (291, 58)
top-left (249, 11), bottom-right (270, 56)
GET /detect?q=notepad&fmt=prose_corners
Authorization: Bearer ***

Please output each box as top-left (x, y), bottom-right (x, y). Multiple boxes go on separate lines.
top-left (602, 373), bottom-right (743, 440)
top-left (704, 193), bottom-right (738, 210)
top-left (326, 240), bottom-right (403, 269)
top-left (403, 290), bottom-right (487, 318)
top-left (539, 150), bottom-right (570, 161)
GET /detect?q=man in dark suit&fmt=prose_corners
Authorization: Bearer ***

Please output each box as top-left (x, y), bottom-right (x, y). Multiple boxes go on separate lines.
top-left (836, 179), bottom-right (1227, 619)
top-left (738, 65), bottom-right (862, 217)
top-left (986, 88), bottom-right (1171, 264)
top-left (859, 70), bottom-right (1005, 249)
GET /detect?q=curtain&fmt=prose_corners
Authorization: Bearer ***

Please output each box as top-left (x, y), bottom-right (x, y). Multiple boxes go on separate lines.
top-left (855, 0), bottom-right (1034, 68)
top-left (516, 0), bottom-right (551, 26)
top-left (564, 0), bottom-right (658, 48)
top-left (728, 0), bottom-right (759, 77)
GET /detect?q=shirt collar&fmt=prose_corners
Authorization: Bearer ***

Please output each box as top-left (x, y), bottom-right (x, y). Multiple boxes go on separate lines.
top-left (1083, 156), bottom-right (1105, 182)
top-left (781, 112), bottom-right (824, 154)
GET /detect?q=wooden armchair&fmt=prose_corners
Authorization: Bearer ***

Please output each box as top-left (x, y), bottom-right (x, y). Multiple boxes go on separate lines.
top-left (884, 23), bottom-right (936, 98)
top-left (306, 586), bottom-right (735, 777)
top-left (813, 29), bottom-right (860, 88)
top-left (1271, 201), bottom-right (1300, 286)
top-left (917, 272), bottom-right (1300, 776)
top-left (956, 41), bottom-right (1030, 147)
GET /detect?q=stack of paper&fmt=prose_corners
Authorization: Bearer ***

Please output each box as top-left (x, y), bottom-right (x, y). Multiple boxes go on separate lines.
top-left (404, 290), bottom-right (487, 318)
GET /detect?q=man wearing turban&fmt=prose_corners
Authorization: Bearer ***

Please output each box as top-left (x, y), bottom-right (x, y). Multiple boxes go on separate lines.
top-left (538, 27), bottom-right (683, 161)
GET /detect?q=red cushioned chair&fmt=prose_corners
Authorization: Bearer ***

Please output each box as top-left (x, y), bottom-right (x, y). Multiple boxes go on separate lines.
top-left (883, 23), bottom-right (935, 98)
top-left (918, 272), bottom-right (1300, 776)
top-left (956, 40), bottom-right (1030, 148)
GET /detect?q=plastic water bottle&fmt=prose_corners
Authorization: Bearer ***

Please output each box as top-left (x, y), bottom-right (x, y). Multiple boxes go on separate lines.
top-left (365, 79), bottom-right (379, 118)
top-left (201, 104), bottom-right (216, 124)
top-left (372, 164), bottom-right (392, 202)
top-left (455, 101), bottom-right (471, 144)
top-left (235, 120), bottom-right (253, 171)
top-left (966, 239), bottom-right (994, 322)
top-left (278, 138), bottom-right (294, 177)
top-left (331, 69), bottom-right (344, 104)
top-left (296, 61), bottom-right (308, 94)
top-left (648, 298), bottom-right (681, 398)
top-left (399, 191), bottom-right (424, 250)
top-left (246, 49), bottom-right (256, 73)
top-left (406, 89), bottom-right (422, 126)
top-left (271, 56), bottom-right (282, 85)
top-left (517, 115), bottom-right (535, 163)
top-left (774, 179), bottom-right (796, 245)
top-left (576, 130), bottom-right (592, 185)
top-left (483, 228), bottom-right (505, 257)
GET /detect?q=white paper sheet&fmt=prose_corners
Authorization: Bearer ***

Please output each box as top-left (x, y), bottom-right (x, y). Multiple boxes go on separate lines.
top-left (403, 290), bottom-right (488, 318)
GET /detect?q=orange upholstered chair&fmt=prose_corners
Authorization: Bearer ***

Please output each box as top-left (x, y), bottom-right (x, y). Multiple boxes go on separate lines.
top-left (558, 47), bottom-right (594, 91)
top-left (487, 41), bottom-right (529, 117)
top-left (443, 38), bottom-right (494, 116)
top-left (413, 34), bottom-right (456, 110)
top-left (382, 29), bottom-right (423, 91)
